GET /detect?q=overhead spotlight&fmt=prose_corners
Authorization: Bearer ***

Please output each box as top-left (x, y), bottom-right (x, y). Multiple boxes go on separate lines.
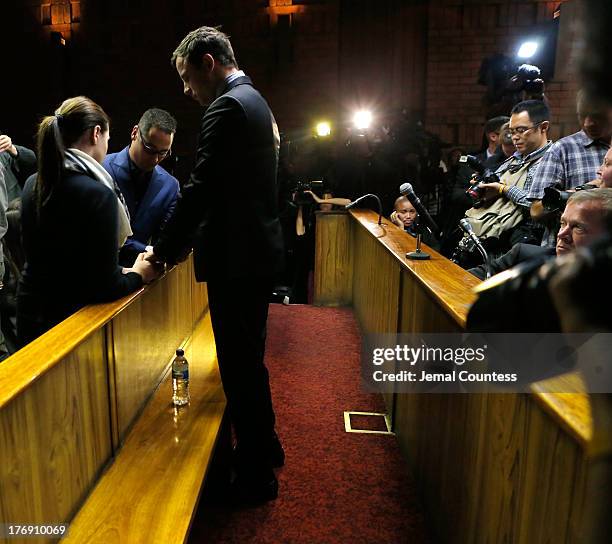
top-left (353, 110), bottom-right (373, 131)
top-left (315, 121), bottom-right (331, 137)
top-left (517, 41), bottom-right (538, 59)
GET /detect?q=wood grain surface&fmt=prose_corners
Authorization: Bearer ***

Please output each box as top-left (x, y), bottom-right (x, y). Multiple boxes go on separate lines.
top-left (111, 261), bottom-right (193, 442)
top-left (314, 211), bottom-right (354, 306)
top-left (65, 313), bottom-right (225, 544)
top-left (350, 209), bottom-right (479, 328)
top-left (0, 332), bottom-right (111, 544)
top-left (0, 256), bottom-right (216, 544)
top-left (315, 209), bottom-right (598, 543)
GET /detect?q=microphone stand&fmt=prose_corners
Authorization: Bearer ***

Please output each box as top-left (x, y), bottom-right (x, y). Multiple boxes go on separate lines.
top-left (344, 194), bottom-right (384, 225)
top-left (475, 245), bottom-right (492, 280)
top-left (458, 219), bottom-right (491, 279)
top-left (406, 220), bottom-right (431, 260)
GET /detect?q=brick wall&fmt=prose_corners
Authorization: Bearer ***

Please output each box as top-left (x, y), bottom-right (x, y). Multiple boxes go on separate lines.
top-left (1, 0), bottom-right (584, 167)
top-left (425, 0), bottom-right (582, 151)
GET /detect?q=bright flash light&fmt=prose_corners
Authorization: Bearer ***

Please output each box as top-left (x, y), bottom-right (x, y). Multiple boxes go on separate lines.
top-left (517, 41), bottom-right (538, 59)
top-left (315, 121), bottom-right (331, 137)
top-left (353, 110), bottom-right (373, 130)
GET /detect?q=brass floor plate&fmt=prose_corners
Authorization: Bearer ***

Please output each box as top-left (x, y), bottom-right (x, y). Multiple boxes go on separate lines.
top-left (343, 411), bottom-right (394, 435)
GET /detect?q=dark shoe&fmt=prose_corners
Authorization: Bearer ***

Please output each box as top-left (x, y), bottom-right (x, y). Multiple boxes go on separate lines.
top-left (229, 474), bottom-right (278, 505)
top-left (233, 434), bottom-right (285, 469)
top-left (269, 435), bottom-right (285, 468)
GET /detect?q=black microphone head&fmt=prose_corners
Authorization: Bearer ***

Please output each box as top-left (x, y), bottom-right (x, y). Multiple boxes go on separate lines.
top-left (399, 182), bottom-right (414, 196)
top-left (459, 218), bottom-right (474, 234)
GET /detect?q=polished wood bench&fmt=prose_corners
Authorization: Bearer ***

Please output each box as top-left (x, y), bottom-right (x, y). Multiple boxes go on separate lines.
top-left (0, 256), bottom-right (226, 544)
top-left (65, 313), bottom-right (226, 544)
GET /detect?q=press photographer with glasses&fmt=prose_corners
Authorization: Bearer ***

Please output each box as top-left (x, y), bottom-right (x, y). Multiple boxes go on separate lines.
top-left (457, 100), bottom-right (552, 265)
top-left (103, 108), bottom-right (181, 266)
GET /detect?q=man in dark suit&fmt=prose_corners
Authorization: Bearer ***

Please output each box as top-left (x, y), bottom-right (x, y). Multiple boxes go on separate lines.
top-left (150, 26), bottom-right (284, 503)
top-left (103, 109), bottom-right (180, 266)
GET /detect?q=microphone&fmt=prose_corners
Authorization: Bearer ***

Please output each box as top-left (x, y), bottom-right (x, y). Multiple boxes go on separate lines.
top-left (459, 219), bottom-right (491, 279)
top-left (345, 193), bottom-right (383, 225)
top-left (399, 183), bottom-right (440, 236)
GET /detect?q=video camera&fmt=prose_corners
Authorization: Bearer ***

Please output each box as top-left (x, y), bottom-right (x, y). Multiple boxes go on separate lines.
top-left (292, 179), bottom-right (324, 206)
top-left (467, 234), bottom-right (612, 333)
top-left (542, 183), bottom-right (597, 213)
top-left (459, 155), bottom-right (501, 208)
top-left (507, 64), bottom-right (545, 101)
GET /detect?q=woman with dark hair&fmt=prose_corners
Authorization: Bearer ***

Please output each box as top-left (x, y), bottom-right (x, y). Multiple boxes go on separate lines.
top-left (17, 96), bottom-right (161, 344)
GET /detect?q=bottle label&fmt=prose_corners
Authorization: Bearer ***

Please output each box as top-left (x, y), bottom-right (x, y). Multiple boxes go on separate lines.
top-left (173, 369), bottom-right (189, 380)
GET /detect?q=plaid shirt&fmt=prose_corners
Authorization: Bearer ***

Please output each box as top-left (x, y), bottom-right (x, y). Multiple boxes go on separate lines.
top-left (496, 141), bottom-right (553, 209)
top-left (527, 130), bottom-right (609, 200)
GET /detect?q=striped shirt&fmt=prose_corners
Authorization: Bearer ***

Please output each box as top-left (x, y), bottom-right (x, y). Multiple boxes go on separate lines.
top-left (527, 130), bottom-right (609, 200)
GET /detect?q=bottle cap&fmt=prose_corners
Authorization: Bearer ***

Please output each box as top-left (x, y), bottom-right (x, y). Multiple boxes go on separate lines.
top-left (176, 348), bottom-right (184, 356)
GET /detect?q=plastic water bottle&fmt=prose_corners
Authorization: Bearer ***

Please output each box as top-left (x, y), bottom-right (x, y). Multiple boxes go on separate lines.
top-left (172, 348), bottom-right (189, 406)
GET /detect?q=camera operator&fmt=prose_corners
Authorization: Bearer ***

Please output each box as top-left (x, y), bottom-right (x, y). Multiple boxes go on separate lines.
top-left (303, 189), bottom-right (351, 211)
top-left (528, 90), bottom-right (611, 246)
top-left (460, 100), bottom-right (552, 258)
top-left (468, 188), bottom-right (612, 279)
top-left (476, 116), bottom-right (510, 168)
top-left (484, 122), bottom-right (515, 170)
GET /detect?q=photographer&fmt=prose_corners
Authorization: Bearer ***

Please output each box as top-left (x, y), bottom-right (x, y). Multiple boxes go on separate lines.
top-left (476, 116), bottom-right (510, 168)
top-left (468, 188), bottom-right (612, 280)
top-left (461, 100), bottom-right (552, 256)
top-left (528, 90), bottom-right (610, 246)
top-left (484, 122), bottom-right (515, 170)
top-left (303, 189), bottom-right (350, 211)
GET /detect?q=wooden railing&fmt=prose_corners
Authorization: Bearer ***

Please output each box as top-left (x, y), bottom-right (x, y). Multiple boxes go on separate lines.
top-left (314, 209), bottom-right (595, 543)
top-left (0, 256), bottom-right (214, 544)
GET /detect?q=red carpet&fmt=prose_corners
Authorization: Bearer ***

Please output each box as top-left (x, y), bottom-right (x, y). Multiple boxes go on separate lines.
top-left (189, 304), bottom-right (431, 544)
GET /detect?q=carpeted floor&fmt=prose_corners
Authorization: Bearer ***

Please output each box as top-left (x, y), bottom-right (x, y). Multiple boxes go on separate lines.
top-left (188, 304), bottom-right (431, 544)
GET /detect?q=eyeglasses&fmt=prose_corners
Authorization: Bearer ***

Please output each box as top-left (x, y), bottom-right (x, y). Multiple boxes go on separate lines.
top-left (138, 128), bottom-right (172, 158)
top-left (508, 122), bottom-right (543, 136)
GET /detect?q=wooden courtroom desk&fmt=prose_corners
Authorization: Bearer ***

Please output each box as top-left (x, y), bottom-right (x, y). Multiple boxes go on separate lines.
top-left (0, 256), bottom-right (223, 544)
top-left (314, 209), bottom-right (595, 543)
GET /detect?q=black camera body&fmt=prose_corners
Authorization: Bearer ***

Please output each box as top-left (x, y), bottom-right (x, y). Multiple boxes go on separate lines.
top-left (460, 155), bottom-right (501, 208)
top-left (542, 183), bottom-right (597, 213)
top-left (467, 235), bottom-right (612, 333)
top-left (508, 64), bottom-right (545, 99)
top-left (293, 179), bottom-right (324, 206)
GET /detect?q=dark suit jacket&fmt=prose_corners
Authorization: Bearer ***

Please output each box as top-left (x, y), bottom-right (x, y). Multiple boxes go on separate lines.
top-left (469, 243), bottom-right (556, 280)
top-left (18, 172), bottom-right (142, 342)
top-left (103, 147), bottom-right (180, 266)
top-left (155, 75), bottom-right (284, 281)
